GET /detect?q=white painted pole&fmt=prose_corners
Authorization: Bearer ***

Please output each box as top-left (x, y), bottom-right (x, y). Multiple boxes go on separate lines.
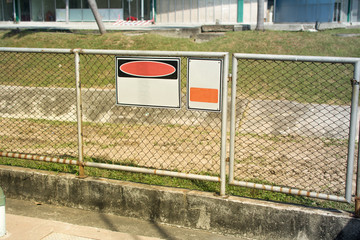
top-left (128, 0), bottom-right (131, 18)
top-left (12, 0), bottom-right (16, 22)
top-left (152, 0), bottom-right (155, 21)
top-left (0, 187), bottom-right (5, 237)
top-left (66, 0), bottom-right (69, 23)
top-left (141, 0), bottom-right (144, 20)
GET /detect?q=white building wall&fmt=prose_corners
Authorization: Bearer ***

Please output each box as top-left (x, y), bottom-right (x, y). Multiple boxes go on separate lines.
top-left (243, 0), bottom-right (268, 23)
top-left (175, 0), bottom-right (183, 22)
top-left (168, 0), bottom-right (176, 22)
top-left (198, 0), bottom-right (206, 22)
top-left (183, 0), bottom-right (192, 22)
top-left (206, 0), bottom-right (214, 22)
top-left (156, 0), bottom-right (238, 24)
top-left (352, 0), bottom-right (359, 21)
top-left (227, 0), bottom-right (238, 23)
top-left (340, 0), bottom-right (348, 22)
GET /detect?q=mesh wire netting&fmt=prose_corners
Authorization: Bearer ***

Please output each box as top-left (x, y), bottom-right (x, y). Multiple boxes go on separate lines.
top-left (0, 52), bottom-right (78, 158)
top-left (0, 51), bottom-right (222, 176)
top-left (2, 50), bottom-right (357, 197)
top-left (79, 54), bottom-right (222, 175)
top-left (233, 59), bottom-right (356, 196)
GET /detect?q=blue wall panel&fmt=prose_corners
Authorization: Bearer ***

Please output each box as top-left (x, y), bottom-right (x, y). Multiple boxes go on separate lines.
top-left (275, 0), bottom-right (335, 23)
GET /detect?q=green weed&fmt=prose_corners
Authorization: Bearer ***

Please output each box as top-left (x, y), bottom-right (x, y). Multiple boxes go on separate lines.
top-left (0, 156), bottom-right (354, 213)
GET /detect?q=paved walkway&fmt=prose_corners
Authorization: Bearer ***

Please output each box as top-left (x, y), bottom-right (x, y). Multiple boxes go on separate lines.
top-left (1, 198), bottom-right (245, 240)
top-left (3, 214), bottom-right (160, 240)
top-left (0, 21), bottom-right (202, 31)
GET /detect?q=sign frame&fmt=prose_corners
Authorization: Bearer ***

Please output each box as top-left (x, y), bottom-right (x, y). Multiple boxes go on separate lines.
top-left (187, 58), bottom-right (223, 112)
top-left (115, 56), bottom-right (181, 109)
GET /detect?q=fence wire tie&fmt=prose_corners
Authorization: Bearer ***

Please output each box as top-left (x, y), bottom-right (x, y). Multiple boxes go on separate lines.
top-left (351, 79), bottom-right (359, 86)
top-left (228, 74), bottom-right (232, 82)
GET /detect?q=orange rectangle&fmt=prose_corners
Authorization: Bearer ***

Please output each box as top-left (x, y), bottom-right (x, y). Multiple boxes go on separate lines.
top-left (190, 87), bottom-right (219, 103)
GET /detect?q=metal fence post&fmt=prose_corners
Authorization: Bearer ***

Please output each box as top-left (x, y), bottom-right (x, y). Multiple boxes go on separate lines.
top-left (74, 49), bottom-right (85, 178)
top-left (346, 61), bottom-right (360, 203)
top-left (220, 53), bottom-right (229, 196)
top-left (355, 61), bottom-right (360, 216)
top-left (0, 186), bottom-right (5, 237)
top-left (229, 54), bottom-right (238, 183)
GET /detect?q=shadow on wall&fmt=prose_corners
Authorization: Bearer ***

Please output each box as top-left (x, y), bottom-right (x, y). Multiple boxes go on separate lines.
top-left (334, 218), bottom-right (360, 240)
top-left (94, 199), bottom-right (176, 240)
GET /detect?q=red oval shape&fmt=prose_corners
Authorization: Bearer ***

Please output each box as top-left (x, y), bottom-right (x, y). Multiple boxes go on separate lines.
top-left (120, 61), bottom-right (176, 77)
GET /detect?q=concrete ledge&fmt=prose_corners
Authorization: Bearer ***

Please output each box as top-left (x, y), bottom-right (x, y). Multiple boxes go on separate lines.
top-left (194, 32), bottom-right (225, 43)
top-left (0, 165), bottom-right (360, 239)
top-left (201, 25), bottom-right (234, 32)
top-left (234, 24), bottom-right (251, 31)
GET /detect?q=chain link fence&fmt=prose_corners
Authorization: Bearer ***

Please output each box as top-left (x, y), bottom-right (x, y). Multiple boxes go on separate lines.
top-left (229, 54), bottom-right (360, 202)
top-left (0, 51), bottom-right (78, 158)
top-left (0, 48), bottom-right (229, 194)
top-left (1, 48), bottom-right (360, 203)
top-left (79, 52), bottom-right (225, 175)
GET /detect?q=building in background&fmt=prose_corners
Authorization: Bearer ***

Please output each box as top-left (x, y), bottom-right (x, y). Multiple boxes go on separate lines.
top-left (155, 0), bottom-right (270, 24)
top-left (274, 0), bottom-right (360, 23)
top-left (0, 0), bottom-right (359, 24)
top-left (0, 0), bottom-right (154, 22)
top-left (155, 0), bottom-right (360, 24)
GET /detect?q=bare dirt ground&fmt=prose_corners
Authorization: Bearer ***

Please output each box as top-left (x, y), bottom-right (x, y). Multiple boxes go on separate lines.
top-left (0, 117), bottom-right (351, 196)
top-left (233, 134), bottom-right (349, 195)
top-left (0, 118), bottom-right (221, 174)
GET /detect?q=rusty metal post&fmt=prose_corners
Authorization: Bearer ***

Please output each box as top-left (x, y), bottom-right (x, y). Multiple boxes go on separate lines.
top-left (74, 49), bottom-right (86, 178)
top-left (355, 197), bottom-right (360, 217)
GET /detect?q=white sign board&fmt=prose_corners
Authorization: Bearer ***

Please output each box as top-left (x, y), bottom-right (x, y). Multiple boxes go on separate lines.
top-left (187, 58), bottom-right (223, 111)
top-left (116, 57), bottom-right (181, 108)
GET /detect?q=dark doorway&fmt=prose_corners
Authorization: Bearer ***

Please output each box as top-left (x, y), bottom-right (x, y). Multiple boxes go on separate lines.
top-left (20, 0), bottom-right (30, 21)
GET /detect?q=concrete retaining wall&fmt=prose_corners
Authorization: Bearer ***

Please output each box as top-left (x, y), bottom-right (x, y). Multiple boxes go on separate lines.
top-left (0, 165), bottom-right (359, 239)
top-left (0, 85), bottom-right (221, 127)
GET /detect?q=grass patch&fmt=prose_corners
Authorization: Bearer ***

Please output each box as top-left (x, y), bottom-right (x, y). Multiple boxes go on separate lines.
top-left (1, 28), bottom-right (360, 57)
top-left (1, 29), bottom-right (358, 104)
top-left (0, 157), bottom-right (354, 212)
top-left (236, 59), bottom-right (353, 105)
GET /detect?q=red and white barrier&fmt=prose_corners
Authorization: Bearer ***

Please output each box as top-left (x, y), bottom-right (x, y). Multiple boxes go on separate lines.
top-left (113, 19), bottom-right (154, 26)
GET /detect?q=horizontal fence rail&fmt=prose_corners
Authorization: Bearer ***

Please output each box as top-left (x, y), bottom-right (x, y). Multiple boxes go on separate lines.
top-left (230, 53), bottom-right (360, 203)
top-left (0, 151), bottom-right (220, 182)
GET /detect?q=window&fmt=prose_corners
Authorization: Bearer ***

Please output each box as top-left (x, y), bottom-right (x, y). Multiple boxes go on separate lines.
top-left (56, 0), bottom-right (66, 9)
top-left (333, 0), bottom-right (341, 22)
top-left (110, 0), bottom-right (122, 8)
top-left (97, 0), bottom-right (108, 8)
top-left (82, 0), bottom-right (89, 8)
top-left (69, 0), bottom-right (81, 8)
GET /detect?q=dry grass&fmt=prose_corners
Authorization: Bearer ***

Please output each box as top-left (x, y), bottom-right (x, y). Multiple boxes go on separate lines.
top-left (0, 28), bottom-right (359, 57)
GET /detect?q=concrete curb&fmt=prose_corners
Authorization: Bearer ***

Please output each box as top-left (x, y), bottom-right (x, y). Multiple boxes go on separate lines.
top-left (0, 165), bottom-right (359, 239)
